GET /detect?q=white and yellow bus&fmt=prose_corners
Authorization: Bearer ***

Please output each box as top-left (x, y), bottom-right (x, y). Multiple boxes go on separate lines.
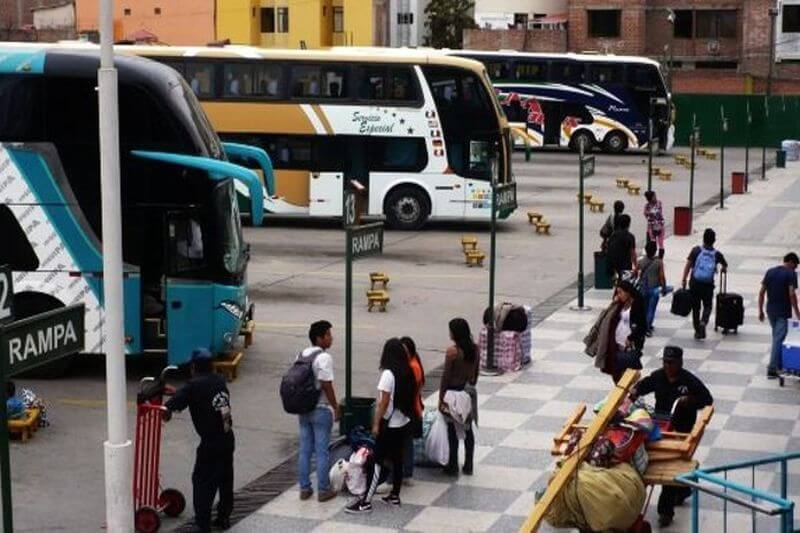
top-left (115, 45), bottom-right (514, 229)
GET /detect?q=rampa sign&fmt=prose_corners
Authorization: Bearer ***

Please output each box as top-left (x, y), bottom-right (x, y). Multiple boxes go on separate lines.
top-left (1, 304), bottom-right (84, 377)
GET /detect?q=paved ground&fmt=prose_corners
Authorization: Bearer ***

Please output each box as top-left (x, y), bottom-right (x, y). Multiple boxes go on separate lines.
top-left (231, 157), bottom-right (800, 531)
top-left (4, 146), bottom-right (765, 531)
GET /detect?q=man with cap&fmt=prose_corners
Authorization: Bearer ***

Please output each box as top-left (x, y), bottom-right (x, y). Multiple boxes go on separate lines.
top-left (631, 345), bottom-right (713, 527)
top-left (164, 348), bottom-right (235, 532)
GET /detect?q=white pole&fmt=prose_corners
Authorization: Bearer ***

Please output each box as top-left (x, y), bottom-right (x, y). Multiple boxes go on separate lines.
top-left (98, 0), bottom-right (133, 529)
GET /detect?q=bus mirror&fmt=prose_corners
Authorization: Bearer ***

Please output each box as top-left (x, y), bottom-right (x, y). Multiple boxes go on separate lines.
top-left (221, 142), bottom-right (275, 197)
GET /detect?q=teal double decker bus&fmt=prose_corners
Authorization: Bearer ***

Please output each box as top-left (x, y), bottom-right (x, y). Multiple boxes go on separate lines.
top-left (0, 44), bottom-right (269, 369)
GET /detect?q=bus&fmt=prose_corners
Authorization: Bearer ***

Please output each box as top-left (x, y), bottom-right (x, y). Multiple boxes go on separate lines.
top-left (453, 51), bottom-right (673, 154)
top-left (116, 45), bottom-right (514, 229)
top-left (0, 44), bottom-right (267, 368)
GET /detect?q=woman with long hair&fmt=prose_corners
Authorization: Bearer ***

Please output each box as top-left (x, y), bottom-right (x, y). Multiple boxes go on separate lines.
top-left (609, 280), bottom-right (648, 382)
top-left (401, 336), bottom-right (424, 481)
top-left (644, 190), bottom-right (665, 258)
top-left (346, 338), bottom-right (415, 514)
top-left (439, 318), bottom-right (479, 476)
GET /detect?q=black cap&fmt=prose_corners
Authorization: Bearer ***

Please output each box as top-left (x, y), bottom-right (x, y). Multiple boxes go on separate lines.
top-left (663, 345), bottom-right (683, 362)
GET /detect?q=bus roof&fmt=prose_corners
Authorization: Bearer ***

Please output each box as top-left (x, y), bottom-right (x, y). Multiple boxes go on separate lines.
top-left (452, 49), bottom-right (662, 68)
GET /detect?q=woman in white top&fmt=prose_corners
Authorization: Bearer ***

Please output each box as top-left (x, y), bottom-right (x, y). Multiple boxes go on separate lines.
top-left (346, 338), bottom-right (415, 514)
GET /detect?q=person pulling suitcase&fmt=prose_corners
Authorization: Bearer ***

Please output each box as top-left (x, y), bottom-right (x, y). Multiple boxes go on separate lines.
top-left (681, 229), bottom-right (728, 340)
top-left (715, 271), bottom-right (744, 334)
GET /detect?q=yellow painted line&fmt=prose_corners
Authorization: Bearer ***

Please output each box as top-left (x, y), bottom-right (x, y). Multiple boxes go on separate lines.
top-left (266, 270), bottom-right (483, 281)
top-left (58, 398), bottom-right (136, 409)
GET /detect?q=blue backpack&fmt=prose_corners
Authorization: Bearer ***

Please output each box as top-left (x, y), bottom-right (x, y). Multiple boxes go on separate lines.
top-left (692, 247), bottom-right (717, 283)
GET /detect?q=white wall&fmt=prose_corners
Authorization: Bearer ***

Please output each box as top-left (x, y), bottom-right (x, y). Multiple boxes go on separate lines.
top-left (32, 3), bottom-right (76, 30)
top-left (390, 0), bottom-right (429, 47)
top-left (474, 0), bottom-right (566, 29)
top-left (777, 0), bottom-right (800, 60)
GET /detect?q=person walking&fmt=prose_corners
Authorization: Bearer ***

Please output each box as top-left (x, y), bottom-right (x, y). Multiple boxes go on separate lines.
top-left (638, 241), bottom-right (668, 335)
top-left (607, 214), bottom-right (638, 280)
top-left (163, 348), bottom-right (235, 532)
top-left (608, 280), bottom-right (647, 382)
top-left (759, 252), bottom-right (800, 379)
top-left (600, 200), bottom-right (625, 251)
top-left (346, 338), bottom-right (415, 514)
top-left (681, 228), bottom-right (728, 340)
top-left (643, 191), bottom-right (665, 258)
top-left (401, 336), bottom-right (424, 481)
top-left (631, 346), bottom-right (713, 527)
top-left (296, 320), bottom-right (339, 502)
top-left (440, 318), bottom-right (479, 476)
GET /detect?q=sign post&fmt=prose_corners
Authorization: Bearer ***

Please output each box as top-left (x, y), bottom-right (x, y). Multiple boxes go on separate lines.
top-left (0, 299), bottom-right (84, 533)
top-left (762, 96), bottom-right (769, 181)
top-left (572, 148), bottom-right (594, 312)
top-left (0, 266), bottom-right (12, 533)
top-left (689, 120), bottom-right (699, 212)
top-left (719, 106), bottom-right (728, 210)
top-left (745, 100), bottom-right (752, 192)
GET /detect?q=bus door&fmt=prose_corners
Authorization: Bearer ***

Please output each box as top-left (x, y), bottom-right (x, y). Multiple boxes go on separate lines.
top-left (309, 136), bottom-right (350, 217)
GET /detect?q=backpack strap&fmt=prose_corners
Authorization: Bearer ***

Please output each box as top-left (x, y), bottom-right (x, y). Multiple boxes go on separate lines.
top-left (299, 347), bottom-right (324, 362)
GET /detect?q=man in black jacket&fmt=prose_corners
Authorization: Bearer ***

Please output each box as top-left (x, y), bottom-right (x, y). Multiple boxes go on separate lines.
top-left (632, 345), bottom-right (713, 527)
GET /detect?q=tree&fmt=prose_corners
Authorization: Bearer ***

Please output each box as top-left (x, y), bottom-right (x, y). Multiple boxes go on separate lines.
top-left (424, 0), bottom-right (476, 50)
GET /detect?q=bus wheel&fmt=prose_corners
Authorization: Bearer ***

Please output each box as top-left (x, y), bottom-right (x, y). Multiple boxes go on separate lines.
top-left (603, 131), bottom-right (628, 154)
top-left (13, 292), bottom-right (75, 378)
top-left (570, 131), bottom-right (595, 153)
top-left (385, 186), bottom-right (430, 230)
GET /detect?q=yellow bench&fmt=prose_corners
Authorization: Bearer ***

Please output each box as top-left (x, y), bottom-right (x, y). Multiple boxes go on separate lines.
top-left (460, 236), bottom-right (478, 253)
top-left (367, 290), bottom-right (390, 312)
top-left (696, 148), bottom-right (708, 156)
top-left (659, 171), bottom-right (673, 181)
top-left (705, 151), bottom-right (717, 160)
top-left (213, 351), bottom-right (244, 382)
top-left (652, 166), bottom-right (663, 176)
top-left (8, 408), bottom-right (40, 442)
top-left (527, 211), bottom-right (543, 224)
top-left (369, 272), bottom-right (390, 290)
top-left (588, 199), bottom-right (604, 212)
top-left (239, 319), bottom-right (255, 349)
top-left (534, 220), bottom-right (551, 235)
top-left (464, 250), bottom-right (486, 267)
top-left (627, 183), bottom-right (641, 195)
top-left (675, 155), bottom-right (687, 165)
top-left (576, 192), bottom-right (593, 204)
top-left (615, 177), bottom-right (629, 188)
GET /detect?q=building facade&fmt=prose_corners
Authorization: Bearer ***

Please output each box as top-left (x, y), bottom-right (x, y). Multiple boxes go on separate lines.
top-left (390, 0), bottom-right (429, 47)
top-left (474, 0), bottom-right (566, 29)
top-left (0, 0), bottom-right (76, 41)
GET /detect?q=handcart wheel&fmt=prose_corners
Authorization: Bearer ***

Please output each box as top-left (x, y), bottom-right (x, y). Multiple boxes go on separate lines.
top-left (135, 507), bottom-right (161, 533)
top-left (159, 488), bottom-right (186, 518)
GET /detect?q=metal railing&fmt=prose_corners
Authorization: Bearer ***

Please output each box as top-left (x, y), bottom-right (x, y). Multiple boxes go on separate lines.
top-left (676, 451), bottom-right (800, 533)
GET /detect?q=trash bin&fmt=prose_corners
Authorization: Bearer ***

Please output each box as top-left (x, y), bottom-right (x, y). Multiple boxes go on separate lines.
top-left (340, 396), bottom-right (375, 436)
top-left (777, 149), bottom-right (787, 168)
top-left (731, 171), bottom-right (746, 194)
top-left (594, 251), bottom-right (613, 289)
top-left (674, 206), bottom-right (692, 236)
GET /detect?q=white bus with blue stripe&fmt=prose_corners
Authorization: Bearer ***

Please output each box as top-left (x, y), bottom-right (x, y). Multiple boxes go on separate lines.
top-left (454, 51), bottom-right (674, 154)
top-left (0, 44), bottom-right (269, 370)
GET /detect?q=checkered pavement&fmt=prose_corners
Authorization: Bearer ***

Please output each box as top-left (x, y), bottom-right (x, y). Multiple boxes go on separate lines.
top-left (232, 167), bottom-right (800, 532)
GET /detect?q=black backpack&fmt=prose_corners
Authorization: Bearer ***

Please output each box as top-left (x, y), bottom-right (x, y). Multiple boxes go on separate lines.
top-left (280, 348), bottom-right (323, 414)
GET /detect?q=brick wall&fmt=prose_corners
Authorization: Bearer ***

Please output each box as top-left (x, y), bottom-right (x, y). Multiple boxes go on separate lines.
top-left (672, 70), bottom-right (800, 95)
top-left (569, 0), bottom-right (646, 55)
top-left (463, 28), bottom-right (567, 53)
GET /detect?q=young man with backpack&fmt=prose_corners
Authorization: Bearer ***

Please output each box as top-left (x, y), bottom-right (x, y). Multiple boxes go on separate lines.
top-left (281, 320), bottom-right (339, 502)
top-left (682, 229), bottom-right (728, 339)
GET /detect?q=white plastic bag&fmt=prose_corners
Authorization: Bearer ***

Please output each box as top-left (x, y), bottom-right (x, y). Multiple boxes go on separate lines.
top-left (345, 447), bottom-right (370, 495)
top-left (329, 458), bottom-right (348, 492)
top-left (425, 412), bottom-right (450, 466)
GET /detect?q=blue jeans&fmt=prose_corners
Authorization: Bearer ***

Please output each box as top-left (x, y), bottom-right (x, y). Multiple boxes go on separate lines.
top-left (298, 406), bottom-right (333, 492)
top-left (769, 315), bottom-right (789, 371)
top-left (645, 286), bottom-right (661, 330)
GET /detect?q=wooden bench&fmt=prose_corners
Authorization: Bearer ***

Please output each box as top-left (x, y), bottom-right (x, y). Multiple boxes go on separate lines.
top-left (526, 211), bottom-right (543, 224)
top-left (652, 166), bottom-right (663, 176)
top-left (576, 192), bottom-right (593, 204)
top-left (659, 170), bottom-right (673, 181)
top-left (705, 151), bottom-right (717, 160)
top-left (588, 198), bottom-right (604, 212)
top-left (675, 155), bottom-right (688, 165)
top-left (696, 148), bottom-right (708, 156)
top-left (534, 220), bottom-right (551, 235)
top-left (8, 408), bottom-right (40, 442)
top-left (615, 177), bottom-right (629, 188)
top-left (460, 236), bottom-right (478, 252)
top-left (369, 272), bottom-right (390, 290)
top-left (239, 319), bottom-right (255, 349)
top-left (366, 290), bottom-right (390, 311)
top-left (213, 351), bottom-right (244, 382)
top-left (627, 183), bottom-right (641, 195)
top-left (464, 250), bottom-right (486, 267)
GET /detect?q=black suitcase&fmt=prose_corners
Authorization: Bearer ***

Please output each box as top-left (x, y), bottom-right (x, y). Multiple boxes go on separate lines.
top-left (715, 272), bottom-right (744, 334)
top-left (671, 288), bottom-right (692, 317)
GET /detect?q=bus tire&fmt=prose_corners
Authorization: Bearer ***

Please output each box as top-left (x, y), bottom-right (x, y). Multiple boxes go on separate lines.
top-left (13, 292), bottom-right (75, 378)
top-left (569, 130), bottom-right (595, 153)
top-left (384, 186), bottom-right (430, 230)
top-left (602, 131), bottom-right (628, 154)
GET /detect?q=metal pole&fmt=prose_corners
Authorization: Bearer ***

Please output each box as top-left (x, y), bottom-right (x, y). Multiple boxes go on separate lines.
top-left (345, 228), bottom-right (352, 403)
top-left (745, 106), bottom-right (750, 193)
top-left (763, 6), bottom-right (777, 181)
top-left (577, 148), bottom-right (585, 308)
top-left (647, 116), bottom-right (654, 192)
top-left (690, 127), bottom-right (696, 211)
top-left (99, 0), bottom-right (134, 527)
top-left (0, 357), bottom-right (12, 532)
top-left (485, 177), bottom-right (498, 372)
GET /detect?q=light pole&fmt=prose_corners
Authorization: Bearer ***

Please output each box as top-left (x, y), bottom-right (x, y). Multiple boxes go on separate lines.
top-left (763, 5), bottom-right (778, 177)
top-left (98, 0), bottom-right (134, 529)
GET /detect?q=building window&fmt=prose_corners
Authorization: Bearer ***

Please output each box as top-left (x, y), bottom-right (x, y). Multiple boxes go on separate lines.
top-left (261, 7), bottom-right (275, 33)
top-left (588, 10), bottom-right (621, 38)
top-left (333, 6), bottom-right (344, 32)
top-left (513, 13), bottom-right (528, 29)
top-left (154, 7), bottom-right (161, 15)
top-left (123, 7), bottom-right (131, 16)
top-left (695, 10), bottom-right (737, 39)
top-left (277, 7), bottom-right (289, 33)
top-left (397, 12), bottom-right (413, 24)
top-left (783, 5), bottom-right (800, 33)
top-left (673, 9), bottom-right (692, 38)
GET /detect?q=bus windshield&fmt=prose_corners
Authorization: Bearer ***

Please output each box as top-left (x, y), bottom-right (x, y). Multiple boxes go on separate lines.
top-left (169, 79), bottom-right (224, 160)
top-left (214, 180), bottom-right (245, 275)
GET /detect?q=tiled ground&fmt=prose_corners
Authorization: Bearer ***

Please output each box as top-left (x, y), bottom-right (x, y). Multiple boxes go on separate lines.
top-left (233, 167), bottom-right (800, 532)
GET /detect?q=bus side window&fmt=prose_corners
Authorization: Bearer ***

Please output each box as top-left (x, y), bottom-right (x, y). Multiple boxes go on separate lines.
top-left (0, 205), bottom-right (39, 271)
top-left (514, 61), bottom-right (547, 82)
top-left (356, 65), bottom-right (388, 100)
top-left (549, 62), bottom-right (585, 84)
top-left (185, 62), bottom-right (216, 98)
top-left (588, 63), bottom-right (623, 85)
top-left (223, 64), bottom-right (255, 97)
top-left (630, 65), bottom-right (658, 91)
top-left (484, 60), bottom-right (510, 81)
top-left (290, 65), bottom-right (347, 99)
top-left (369, 138), bottom-right (427, 172)
top-left (0, 77), bottom-right (44, 141)
top-left (253, 63), bottom-right (283, 97)
top-left (388, 67), bottom-right (419, 102)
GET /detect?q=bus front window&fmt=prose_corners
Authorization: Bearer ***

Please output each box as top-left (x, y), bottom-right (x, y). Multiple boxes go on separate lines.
top-left (214, 181), bottom-right (245, 275)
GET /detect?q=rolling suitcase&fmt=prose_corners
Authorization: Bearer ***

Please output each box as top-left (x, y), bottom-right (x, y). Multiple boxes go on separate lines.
top-left (715, 272), bottom-right (744, 334)
top-left (670, 288), bottom-right (692, 317)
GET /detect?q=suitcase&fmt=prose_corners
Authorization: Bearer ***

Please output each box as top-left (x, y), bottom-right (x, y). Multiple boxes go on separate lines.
top-left (715, 272), bottom-right (744, 334)
top-left (670, 288), bottom-right (692, 317)
top-left (781, 321), bottom-right (800, 372)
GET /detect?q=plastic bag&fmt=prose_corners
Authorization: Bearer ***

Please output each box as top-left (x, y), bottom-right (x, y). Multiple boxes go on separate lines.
top-left (425, 412), bottom-right (450, 466)
top-left (345, 447), bottom-right (370, 495)
top-left (329, 458), bottom-right (348, 492)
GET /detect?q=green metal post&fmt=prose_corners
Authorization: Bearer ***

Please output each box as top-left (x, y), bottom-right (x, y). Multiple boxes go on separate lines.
top-left (690, 128), bottom-right (696, 211)
top-left (577, 148), bottom-right (585, 308)
top-left (647, 117), bottom-right (654, 192)
top-left (720, 108), bottom-right (727, 210)
top-left (0, 354), bottom-right (11, 533)
top-left (345, 228), bottom-right (352, 404)
top-left (486, 178), bottom-right (497, 371)
top-left (745, 101), bottom-right (751, 192)
top-left (763, 96), bottom-right (769, 180)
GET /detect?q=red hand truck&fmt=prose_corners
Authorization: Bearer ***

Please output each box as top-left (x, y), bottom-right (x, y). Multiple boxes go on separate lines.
top-left (134, 366), bottom-right (186, 533)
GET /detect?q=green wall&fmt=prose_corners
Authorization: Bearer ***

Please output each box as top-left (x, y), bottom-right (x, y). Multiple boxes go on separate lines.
top-left (673, 94), bottom-right (800, 147)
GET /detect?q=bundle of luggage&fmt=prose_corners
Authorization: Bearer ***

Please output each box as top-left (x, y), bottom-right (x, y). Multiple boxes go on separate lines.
top-left (478, 303), bottom-right (533, 372)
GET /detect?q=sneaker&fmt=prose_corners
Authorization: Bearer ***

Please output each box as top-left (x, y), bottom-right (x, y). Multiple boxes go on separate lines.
top-left (318, 490), bottom-right (337, 502)
top-left (299, 489), bottom-right (313, 501)
top-left (381, 493), bottom-right (401, 506)
top-left (376, 482), bottom-right (392, 495)
top-left (767, 368), bottom-right (780, 380)
top-left (645, 328), bottom-right (654, 338)
top-left (462, 464), bottom-right (473, 476)
top-left (442, 465), bottom-right (459, 477)
top-left (212, 516), bottom-right (231, 530)
top-left (344, 500), bottom-right (373, 514)
top-left (658, 514), bottom-right (673, 527)
top-left (694, 329), bottom-right (703, 340)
